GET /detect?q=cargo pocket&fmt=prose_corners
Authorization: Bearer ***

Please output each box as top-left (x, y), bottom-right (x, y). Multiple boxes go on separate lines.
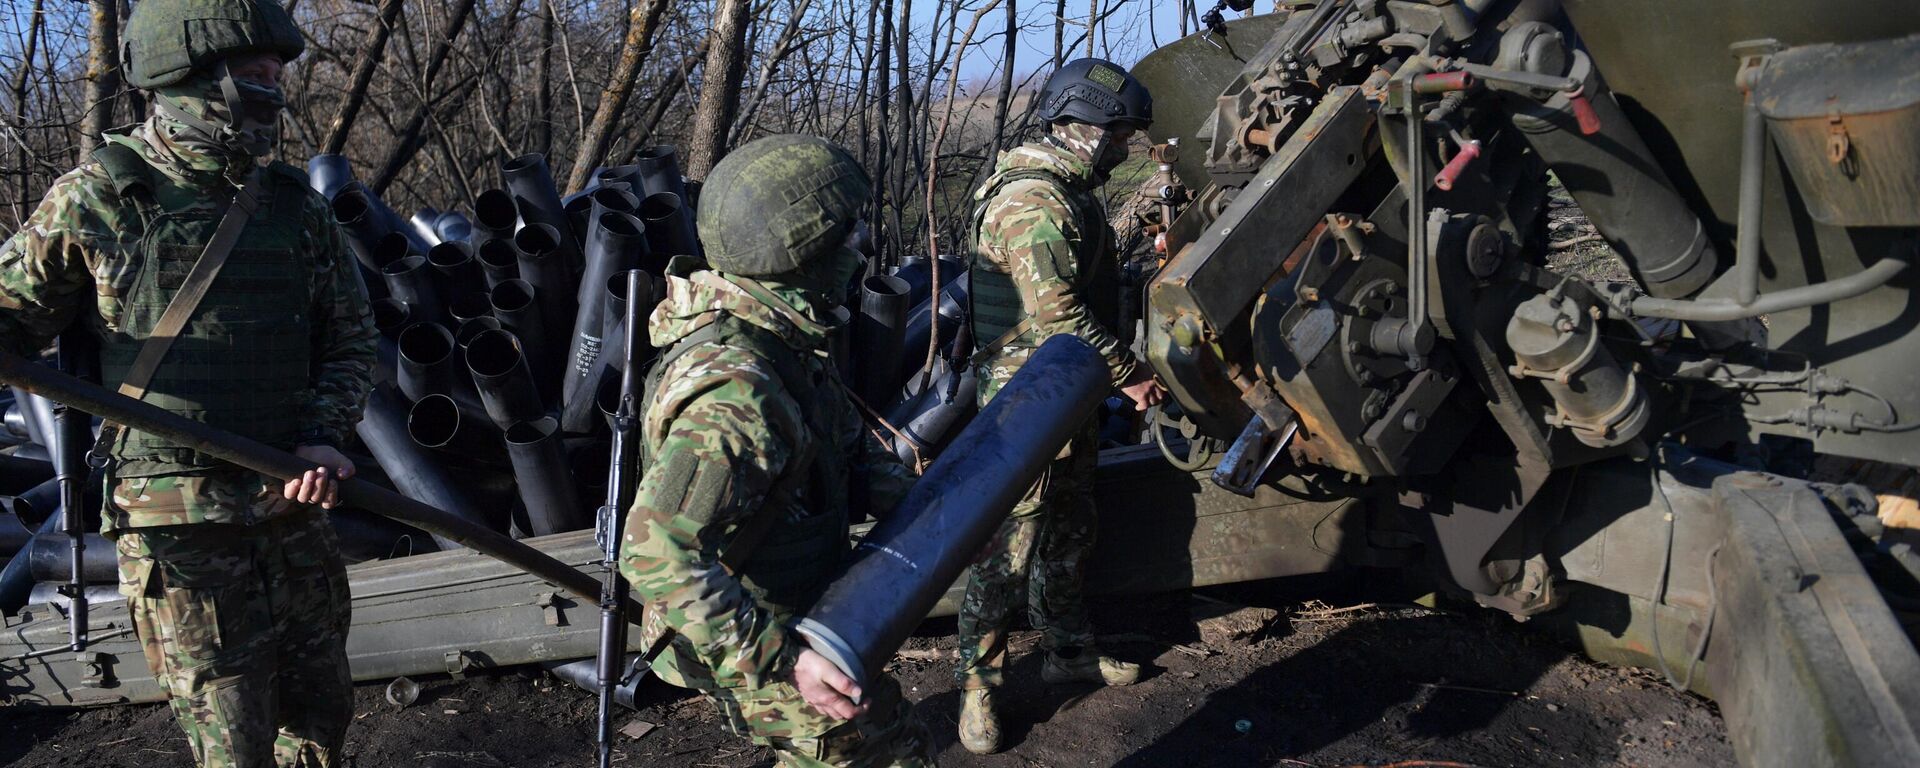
top-left (281, 514), bottom-right (351, 632)
top-left (149, 549), bottom-right (254, 664)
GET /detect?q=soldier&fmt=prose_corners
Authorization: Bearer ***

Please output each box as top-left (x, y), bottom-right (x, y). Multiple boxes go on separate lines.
top-left (0, 1), bottom-right (377, 765)
top-left (953, 57), bottom-right (1168, 755)
top-left (619, 134), bottom-right (934, 767)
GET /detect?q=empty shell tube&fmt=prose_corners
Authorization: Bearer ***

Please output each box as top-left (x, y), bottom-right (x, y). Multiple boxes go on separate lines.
top-left (382, 254), bottom-right (444, 327)
top-left (477, 239), bottom-right (520, 289)
top-left (465, 328), bottom-right (547, 430)
top-left (357, 385), bottom-right (485, 551)
top-left (504, 417), bottom-right (587, 535)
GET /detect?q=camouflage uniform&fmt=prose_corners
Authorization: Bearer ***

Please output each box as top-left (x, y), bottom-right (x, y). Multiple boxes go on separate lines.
top-left (620, 267), bottom-right (933, 767)
top-left (0, 88), bottom-right (376, 768)
top-left (954, 122), bottom-right (1140, 691)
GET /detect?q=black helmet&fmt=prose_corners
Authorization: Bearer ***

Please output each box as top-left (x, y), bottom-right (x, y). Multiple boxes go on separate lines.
top-left (1037, 57), bottom-right (1153, 129)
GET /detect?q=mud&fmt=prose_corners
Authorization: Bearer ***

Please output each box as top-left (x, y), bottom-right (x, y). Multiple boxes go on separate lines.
top-left (1, 582), bottom-right (1732, 768)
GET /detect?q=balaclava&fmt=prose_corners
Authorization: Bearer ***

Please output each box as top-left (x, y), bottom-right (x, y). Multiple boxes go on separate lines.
top-left (151, 59), bottom-right (285, 160)
top-left (1047, 120), bottom-right (1132, 184)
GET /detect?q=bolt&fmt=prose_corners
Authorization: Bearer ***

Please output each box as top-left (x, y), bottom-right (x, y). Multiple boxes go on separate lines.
top-left (1402, 410), bottom-right (1427, 432)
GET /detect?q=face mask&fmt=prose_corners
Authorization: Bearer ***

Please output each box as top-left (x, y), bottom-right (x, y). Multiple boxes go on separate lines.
top-left (153, 60), bottom-right (284, 158)
top-left (1049, 121), bottom-right (1131, 183)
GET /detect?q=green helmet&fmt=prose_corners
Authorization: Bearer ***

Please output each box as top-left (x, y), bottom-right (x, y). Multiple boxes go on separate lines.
top-left (698, 135), bottom-right (871, 278)
top-left (125, 0), bottom-right (306, 89)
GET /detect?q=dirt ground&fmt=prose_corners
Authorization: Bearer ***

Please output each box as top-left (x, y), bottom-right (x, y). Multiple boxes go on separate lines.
top-left (2, 578), bottom-right (1733, 768)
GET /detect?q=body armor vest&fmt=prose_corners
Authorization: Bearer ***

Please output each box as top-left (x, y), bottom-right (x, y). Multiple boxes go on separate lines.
top-left (91, 143), bottom-right (314, 475)
top-left (969, 167), bottom-right (1115, 355)
top-left (642, 313), bottom-right (849, 613)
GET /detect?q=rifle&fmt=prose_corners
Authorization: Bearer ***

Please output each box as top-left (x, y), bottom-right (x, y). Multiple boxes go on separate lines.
top-left (594, 270), bottom-right (647, 768)
top-left (53, 331), bottom-right (96, 657)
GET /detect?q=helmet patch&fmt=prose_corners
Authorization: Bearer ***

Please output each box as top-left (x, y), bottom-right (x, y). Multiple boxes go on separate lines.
top-left (1086, 63), bottom-right (1127, 92)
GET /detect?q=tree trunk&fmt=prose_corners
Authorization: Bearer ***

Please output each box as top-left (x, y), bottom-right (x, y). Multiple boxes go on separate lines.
top-left (80, 0), bottom-right (120, 156)
top-left (1087, 0), bottom-right (1097, 57)
top-left (683, 0), bottom-right (753, 180)
top-left (566, 0), bottom-right (673, 193)
top-left (532, 0), bottom-right (554, 157)
top-left (989, 0), bottom-right (1017, 153)
top-left (321, 0), bottom-right (408, 156)
top-left (368, 0), bottom-right (481, 194)
top-left (1052, 0), bottom-right (1065, 69)
top-left (623, 33), bottom-right (711, 159)
top-left (728, 0), bottom-right (815, 146)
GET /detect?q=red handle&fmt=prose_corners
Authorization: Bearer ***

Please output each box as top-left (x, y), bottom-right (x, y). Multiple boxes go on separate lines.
top-left (1434, 140), bottom-right (1482, 191)
top-left (1567, 88), bottom-right (1602, 136)
top-left (1414, 71), bottom-right (1475, 94)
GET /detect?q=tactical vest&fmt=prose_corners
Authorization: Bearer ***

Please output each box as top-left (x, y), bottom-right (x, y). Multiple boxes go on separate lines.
top-left (91, 142), bottom-right (315, 475)
top-left (641, 313), bottom-right (849, 613)
top-left (968, 166), bottom-right (1117, 355)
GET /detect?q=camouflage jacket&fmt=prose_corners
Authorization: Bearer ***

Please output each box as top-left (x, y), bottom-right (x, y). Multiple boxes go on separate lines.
top-left (619, 267), bottom-right (917, 691)
top-left (970, 126), bottom-right (1138, 390)
top-left (0, 119), bottom-right (378, 454)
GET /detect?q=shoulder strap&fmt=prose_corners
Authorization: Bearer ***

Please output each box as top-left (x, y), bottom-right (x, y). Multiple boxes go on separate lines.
top-left (91, 143), bottom-right (155, 201)
top-left (116, 170), bottom-right (269, 401)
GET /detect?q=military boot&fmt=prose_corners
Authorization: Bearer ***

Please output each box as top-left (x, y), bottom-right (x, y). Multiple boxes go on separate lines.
top-left (958, 688), bottom-right (1003, 754)
top-left (1040, 647), bottom-right (1141, 686)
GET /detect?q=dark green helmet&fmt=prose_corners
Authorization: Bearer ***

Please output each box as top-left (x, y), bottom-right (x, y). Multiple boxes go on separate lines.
top-left (125, 0), bottom-right (306, 89)
top-left (698, 135), bottom-right (871, 278)
top-left (1038, 57), bottom-right (1153, 129)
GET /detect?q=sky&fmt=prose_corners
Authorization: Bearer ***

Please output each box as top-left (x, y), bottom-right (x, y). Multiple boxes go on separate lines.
top-left (909, 0), bottom-right (1216, 87)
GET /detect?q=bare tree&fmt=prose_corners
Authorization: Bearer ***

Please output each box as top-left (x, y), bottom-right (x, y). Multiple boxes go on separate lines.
top-left (321, 0), bottom-right (408, 156)
top-left (684, 0), bottom-right (753, 178)
top-left (567, 0), bottom-right (673, 193)
top-left (79, 0), bottom-right (120, 155)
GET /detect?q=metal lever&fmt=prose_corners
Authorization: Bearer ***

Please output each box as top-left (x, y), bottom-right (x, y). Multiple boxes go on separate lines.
top-left (1211, 411), bottom-right (1300, 497)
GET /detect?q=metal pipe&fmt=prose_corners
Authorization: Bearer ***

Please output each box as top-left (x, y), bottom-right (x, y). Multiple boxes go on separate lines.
top-left (357, 385), bottom-right (485, 551)
top-left (1504, 49), bottom-right (1720, 299)
top-left (371, 298), bottom-right (412, 337)
top-left (634, 146), bottom-right (688, 201)
top-left (407, 393), bottom-right (506, 464)
top-left (1629, 254), bottom-right (1910, 322)
top-left (473, 188), bottom-right (519, 252)
top-left (564, 194), bottom-right (595, 248)
top-left (794, 335), bottom-right (1111, 686)
top-left (545, 656), bottom-right (645, 711)
top-left (434, 210), bottom-right (473, 244)
top-left (563, 213), bottom-right (648, 434)
top-left (447, 291), bottom-right (494, 327)
top-left (396, 322), bottom-right (471, 405)
top-left (599, 270), bottom-right (657, 375)
top-left (305, 154), bottom-right (354, 201)
top-left (370, 230), bottom-right (418, 269)
top-left (0, 349), bottom-right (644, 618)
top-left (1403, 77), bottom-right (1430, 373)
top-left (487, 279), bottom-right (556, 401)
top-left (890, 256), bottom-right (965, 310)
top-left (23, 582), bottom-right (119, 609)
top-left (637, 192), bottom-right (699, 267)
top-left (477, 239), bottom-right (520, 289)
top-left (429, 241), bottom-right (485, 297)
top-left (504, 417), bottom-right (587, 535)
top-left (455, 316), bottom-right (502, 352)
top-left (409, 207), bottom-right (446, 248)
top-left (513, 223), bottom-right (578, 383)
top-left (464, 328), bottom-right (547, 430)
top-left (853, 275), bottom-right (911, 406)
top-left (25, 532), bottom-right (114, 583)
top-left (897, 272), bottom-right (972, 385)
top-left (0, 455), bottom-right (53, 496)
top-left (1735, 100), bottom-right (1767, 307)
top-left (0, 512), bottom-right (28, 558)
top-left (332, 182), bottom-right (432, 262)
top-left (882, 360), bottom-right (979, 465)
top-left (10, 386), bottom-right (55, 450)
top-left (502, 153), bottom-right (584, 270)
top-left (382, 254), bottom-right (444, 327)
top-left (0, 504), bottom-right (63, 614)
top-left (3, 400), bottom-right (28, 440)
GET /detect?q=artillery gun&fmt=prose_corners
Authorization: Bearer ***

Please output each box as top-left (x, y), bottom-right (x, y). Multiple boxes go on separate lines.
top-left (1131, 0), bottom-right (1920, 763)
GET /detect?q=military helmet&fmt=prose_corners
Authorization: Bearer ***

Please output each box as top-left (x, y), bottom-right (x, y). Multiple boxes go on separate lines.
top-left (1037, 57), bottom-right (1153, 129)
top-left (125, 0), bottom-right (306, 89)
top-left (698, 135), bottom-right (871, 278)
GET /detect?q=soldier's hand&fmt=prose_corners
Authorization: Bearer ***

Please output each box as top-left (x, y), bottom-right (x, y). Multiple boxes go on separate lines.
top-left (286, 444), bottom-right (356, 509)
top-left (1118, 367), bottom-right (1168, 412)
top-left (794, 648), bottom-right (868, 720)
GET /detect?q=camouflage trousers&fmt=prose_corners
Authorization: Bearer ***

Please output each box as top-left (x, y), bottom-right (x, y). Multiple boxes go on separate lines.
top-left (953, 418), bottom-right (1099, 690)
top-left (660, 640), bottom-right (936, 767)
top-left (112, 476), bottom-right (353, 768)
